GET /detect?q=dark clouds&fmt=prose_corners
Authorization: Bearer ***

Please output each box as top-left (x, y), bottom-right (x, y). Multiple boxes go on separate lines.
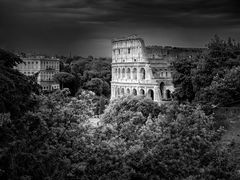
top-left (0, 0), bottom-right (240, 57)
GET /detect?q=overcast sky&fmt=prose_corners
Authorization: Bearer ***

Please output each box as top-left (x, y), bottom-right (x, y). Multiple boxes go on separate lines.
top-left (0, 0), bottom-right (240, 57)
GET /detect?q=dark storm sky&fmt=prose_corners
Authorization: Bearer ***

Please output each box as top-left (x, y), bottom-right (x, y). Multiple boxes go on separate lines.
top-left (0, 0), bottom-right (240, 57)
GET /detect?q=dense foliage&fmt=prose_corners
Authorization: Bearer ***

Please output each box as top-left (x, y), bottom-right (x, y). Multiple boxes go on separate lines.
top-left (0, 49), bottom-right (40, 118)
top-left (196, 66), bottom-right (240, 106)
top-left (53, 72), bottom-right (76, 90)
top-left (97, 97), bottom-right (239, 179)
top-left (173, 35), bottom-right (240, 107)
top-left (1, 37), bottom-right (240, 180)
top-left (1, 93), bottom-right (239, 179)
top-left (54, 56), bottom-right (111, 114)
top-left (56, 56), bottom-right (111, 97)
top-left (0, 89), bottom-right (95, 179)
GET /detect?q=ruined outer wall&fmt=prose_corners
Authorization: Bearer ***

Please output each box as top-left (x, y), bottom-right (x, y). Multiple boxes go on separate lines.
top-left (111, 36), bottom-right (158, 100)
top-left (111, 36), bottom-right (174, 102)
top-left (110, 36), bottom-right (204, 103)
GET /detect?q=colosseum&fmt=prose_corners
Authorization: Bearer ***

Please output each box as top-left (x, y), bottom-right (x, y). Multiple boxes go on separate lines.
top-left (111, 35), bottom-right (203, 103)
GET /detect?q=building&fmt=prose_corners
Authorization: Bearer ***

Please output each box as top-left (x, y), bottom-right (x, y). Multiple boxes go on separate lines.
top-left (15, 55), bottom-right (60, 91)
top-left (111, 35), bottom-right (203, 103)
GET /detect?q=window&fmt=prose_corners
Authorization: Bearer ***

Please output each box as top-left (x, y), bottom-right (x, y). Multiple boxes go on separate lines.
top-left (127, 68), bottom-right (131, 79)
top-left (140, 68), bottom-right (145, 80)
top-left (132, 68), bottom-right (137, 80)
top-left (166, 72), bottom-right (168, 77)
top-left (140, 89), bottom-right (145, 96)
top-left (118, 49), bottom-right (120, 54)
top-left (122, 68), bottom-right (125, 79)
top-left (128, 48), bottom-right (130, 54)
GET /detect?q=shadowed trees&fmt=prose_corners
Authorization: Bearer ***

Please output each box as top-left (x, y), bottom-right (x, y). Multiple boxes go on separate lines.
top-left (173, 35), bottom-right (240, 107)
top-left (0, 49), bottom-right (40, 118)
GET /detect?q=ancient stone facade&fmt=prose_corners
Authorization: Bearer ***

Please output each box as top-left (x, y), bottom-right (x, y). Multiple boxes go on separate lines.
top-left (111, 35), bottom-right (203, 103)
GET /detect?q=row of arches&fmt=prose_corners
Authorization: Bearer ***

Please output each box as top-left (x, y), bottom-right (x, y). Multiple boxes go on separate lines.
top-left (114, 87), bottom-right (154, 100)
top-left (113, 67), bottom-right (145, 80)
top-left (160, 82), bottom-right (172, 99)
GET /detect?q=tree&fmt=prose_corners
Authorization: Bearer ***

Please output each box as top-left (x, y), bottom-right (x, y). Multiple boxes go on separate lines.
top-left (173, 35), bottom-right (240, 106)
top-left (0, 89), bottom-right (95, 180)
top-left (0, 49), bottom-right (39, 118)
top-left (102, 96), bottom-right (164, 124)
top-left (0, 49), bottom-right (23, 68)
top-left (61, 56), bottom-right (112, 97)
top-left (1, 92), bottom-right (239, 179)
top-left (53, 72), bottom-right (75, 90)
top-left (196, 66), bottom-right (240, 106)
top-left (85, 78), bottom-right (110, 97)
top-left (172, 58), bottom-right (197, 103)
top-left (89, 97), bottom-right (239, 179)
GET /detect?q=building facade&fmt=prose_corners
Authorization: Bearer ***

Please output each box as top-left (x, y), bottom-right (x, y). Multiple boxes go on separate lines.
top-left (111, 35), bottom-right (203, 103)
top-left (15, 55), bottom-right (60, 91)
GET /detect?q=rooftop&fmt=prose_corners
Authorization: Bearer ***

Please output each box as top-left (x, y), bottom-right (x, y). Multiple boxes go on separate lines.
top-left (21, 56), bottom-right (60, 61)
top-left (112, 35), bottom-right (144, 43)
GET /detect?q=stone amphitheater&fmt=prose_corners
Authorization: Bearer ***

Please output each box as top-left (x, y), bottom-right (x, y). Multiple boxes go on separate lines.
top-left (111, 35), bottom-right (203, 103)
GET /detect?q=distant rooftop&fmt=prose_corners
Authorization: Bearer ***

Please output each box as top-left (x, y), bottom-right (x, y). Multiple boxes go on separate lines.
top-left (20, 54), bottom-right (60, 61)
top-left (20, 56), bottom-right (60, 61)
top-left (146, 46), bottom-right (206, 52)
top-left (112, 35), bottom-right (144, 43)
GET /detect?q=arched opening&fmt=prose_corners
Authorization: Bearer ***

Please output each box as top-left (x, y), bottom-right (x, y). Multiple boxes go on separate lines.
top-left (117, 88), bottom-right (120, 97)
top-left (127, 68), bottom-right (131, 79)
top-left (118, 68), bottom-right (120, 79)
top-left (122, 68), bottom-right (125, 79)
top-left (132, 89), bottom-right (137, 95)
top-left (115, 68), bottom-right (117, 80)
top-left (115, 87), bottom-right (118, 97)
top-left (126, 88), bottom-right (130, 94)
top-left (140, 89), bottom-right (145, 96)
top-left (140, 68), bottom-right (145, 80)
top-left (132, 68), bottom-right (137, 80)
top-left (121, 88), bottom-right (124, 95)
top-left (160, 82), bottom-right (165, 99)
top-left (148, 89), bottom-right (154, 100)
top-left (166, 89), bottom-right (171, 99)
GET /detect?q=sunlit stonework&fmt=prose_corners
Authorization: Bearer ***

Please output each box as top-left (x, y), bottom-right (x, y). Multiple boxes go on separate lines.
top-left (111, 35), bottom-right (201, 103)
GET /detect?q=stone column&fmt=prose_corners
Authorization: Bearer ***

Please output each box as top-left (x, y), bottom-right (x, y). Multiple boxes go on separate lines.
top-left (112, 68), bottom-right (114, 81)
top-left (110, 85), bottom-right (114, 100)
top-left (130, 67), bottom-right (133, 80)
top-left (163, 87), bottom-right (166, 99)
top-left (154, 86), bottom-right (160, 102)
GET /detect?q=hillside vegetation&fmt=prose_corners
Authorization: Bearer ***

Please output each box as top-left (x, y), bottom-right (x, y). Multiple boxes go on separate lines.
top-left (1, 36), bottom-right (240, 179)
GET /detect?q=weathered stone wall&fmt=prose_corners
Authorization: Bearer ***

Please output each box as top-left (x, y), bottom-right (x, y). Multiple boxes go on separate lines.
top-left (111, 35), bottom-right (174, 103)
top-left (110, 35), bottom-right (204, 103)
